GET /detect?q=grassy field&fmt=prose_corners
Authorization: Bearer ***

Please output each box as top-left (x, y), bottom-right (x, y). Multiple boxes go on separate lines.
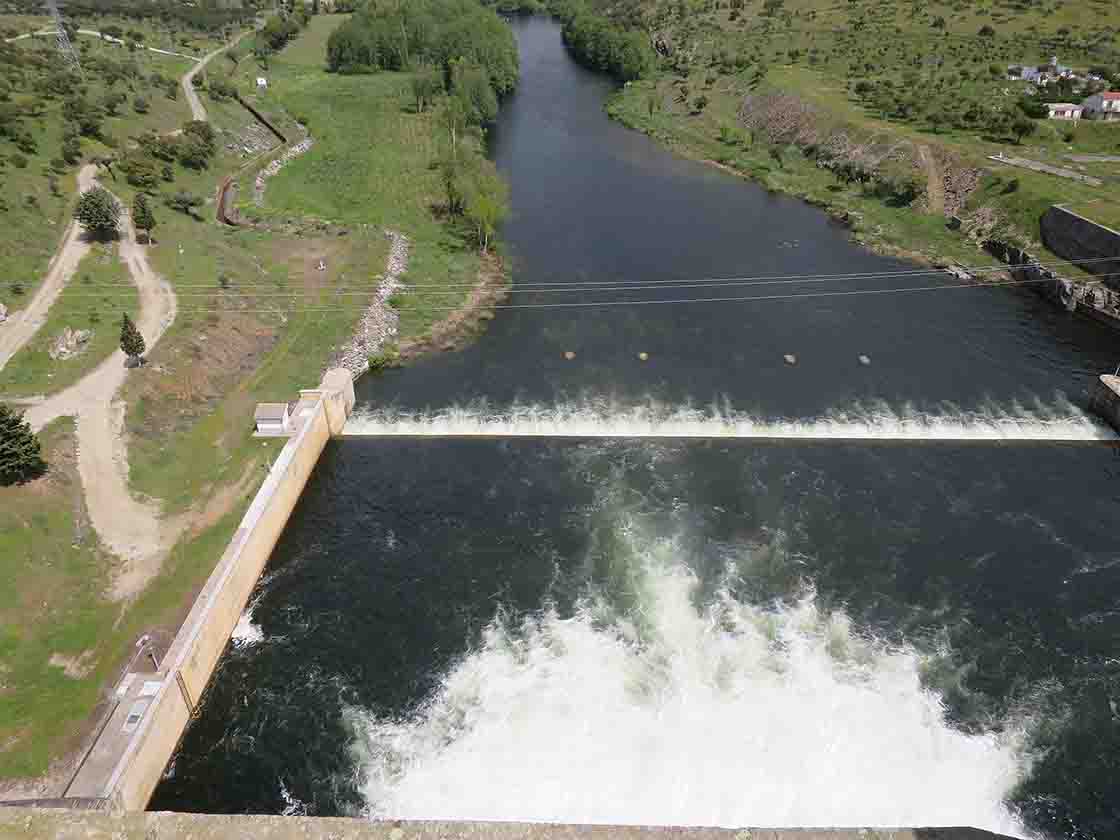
top-left (0, 242), bottom-right (138, 397)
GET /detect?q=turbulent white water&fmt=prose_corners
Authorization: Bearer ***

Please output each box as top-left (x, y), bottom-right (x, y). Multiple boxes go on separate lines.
top-left (348, 551), bottom-right (1030, 834)
top-left (344, 398), bottom-right (1115, 442)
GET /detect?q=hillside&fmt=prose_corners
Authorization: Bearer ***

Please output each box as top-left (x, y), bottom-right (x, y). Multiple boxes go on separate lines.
top-left (566, 0), bottom-right (1120, 269)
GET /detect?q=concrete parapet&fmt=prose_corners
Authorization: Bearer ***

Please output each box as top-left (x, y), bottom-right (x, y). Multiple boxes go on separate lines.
top-left (1041, 205), bottom-right (1120, 289)
top-left (1090, 374), bottom-right (1120, 433)
top-left (0, 809), bottom-right (1019, 840)
top-left (63, 373), bottom-right (356, 811)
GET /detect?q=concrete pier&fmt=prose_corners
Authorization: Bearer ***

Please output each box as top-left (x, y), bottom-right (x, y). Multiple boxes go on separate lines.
top-left (63, 371), bottom-right (355, 811)
top-left (0, 808), bottom-right (1019, 840)
top-left (1089, 374), bottom-right (1120, 432)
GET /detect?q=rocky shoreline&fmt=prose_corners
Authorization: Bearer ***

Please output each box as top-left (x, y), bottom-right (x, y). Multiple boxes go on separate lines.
top-left (328, 231), bottom-right (407, 378)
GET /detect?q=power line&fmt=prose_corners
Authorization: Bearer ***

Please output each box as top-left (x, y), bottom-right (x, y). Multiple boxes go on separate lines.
top-left (69, 274), bottom-right (1085, 312)
top-left (57, 256), bottom-right (1120, 295)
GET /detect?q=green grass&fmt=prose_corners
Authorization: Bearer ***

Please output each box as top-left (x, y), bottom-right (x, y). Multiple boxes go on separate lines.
top-left (0, 242), bottom-right (138, 397)
top-left (1063, 200), bottom-right (1120, 232)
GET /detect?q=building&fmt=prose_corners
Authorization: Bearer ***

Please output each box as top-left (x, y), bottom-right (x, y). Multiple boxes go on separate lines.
top-left (1046, 102), bottom-right (1083, 120)
top-left (254, 402), bottom-right (290, 435)
top-left (1082, 92), bottom-right (1120, 121)
top-left (256, 77), bottom-right (268, 89)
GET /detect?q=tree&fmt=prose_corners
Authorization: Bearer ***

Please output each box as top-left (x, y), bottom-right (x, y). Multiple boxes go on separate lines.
top-left (73, 187), bottom-right (120, 239)
top-left (133, 95), bottom-right (149, 114)
top-left (692, 94), bottom-right (709, 113)
top-left (166, 191), bottom-right (203, 217)
top-left (61, 135), bottom-right (81, 165)
top-left (462, 160), bottom-right (509, 252)
top-left (0, 403), bottom-right (46, 485)
top-left (119, 313), bottom-right (146, 365)
top-left (1012, 115), bottom-right (1037, 144)
top-left (133, 193), bottom-right (156, 242)
top-left (411, 68), bottom-right (442, 114)
top-left (978, 24), bottom-right (995, 37)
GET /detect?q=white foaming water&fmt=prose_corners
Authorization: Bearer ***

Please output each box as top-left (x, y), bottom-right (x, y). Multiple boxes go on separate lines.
top-left (344, 397), bottom-right (1115, 442)
top-left (348, 559), bottom-right (1030, 835)
top-left (231, 604), bottom-right (264, 647)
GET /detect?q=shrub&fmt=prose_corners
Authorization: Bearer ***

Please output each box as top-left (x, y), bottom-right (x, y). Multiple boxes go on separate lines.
top-left (133, 95), bottom-right (149, 114)
top-left (0, 403), bottom-right (46, 485)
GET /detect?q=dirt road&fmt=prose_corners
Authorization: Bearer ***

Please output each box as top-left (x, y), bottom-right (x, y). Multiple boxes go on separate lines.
top-left (26, 203), bottom-right (179, 601)
top-left (182, 27), bottom-right (256, 122)
top-left (0, 164), bottom-right (99, 372)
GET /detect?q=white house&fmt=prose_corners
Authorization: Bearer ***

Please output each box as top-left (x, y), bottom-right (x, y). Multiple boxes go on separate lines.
top-left (1082, 91), bottom-right (1120, 121)
top-left (1046, 102), bottom-right (1083, 120)
top-left (256, 76), bottom-right (268, 90)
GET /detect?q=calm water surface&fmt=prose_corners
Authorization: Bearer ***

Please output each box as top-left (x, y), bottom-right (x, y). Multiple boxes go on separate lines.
top-left (153, 18), bottom-right (1120, 839)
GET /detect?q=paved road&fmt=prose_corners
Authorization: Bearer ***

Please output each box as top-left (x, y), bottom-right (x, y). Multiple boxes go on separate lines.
top-left (0, 164), bottom-right (99, 372)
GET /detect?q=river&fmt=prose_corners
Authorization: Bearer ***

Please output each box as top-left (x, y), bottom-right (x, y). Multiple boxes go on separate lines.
top-left (151, 17), bottom-right (1120, 839)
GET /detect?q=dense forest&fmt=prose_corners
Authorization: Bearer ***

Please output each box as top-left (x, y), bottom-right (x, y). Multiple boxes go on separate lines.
top-left (325, 0), bottom-right (519, 96)
top-left (552, 0), bottom-right (654, 82)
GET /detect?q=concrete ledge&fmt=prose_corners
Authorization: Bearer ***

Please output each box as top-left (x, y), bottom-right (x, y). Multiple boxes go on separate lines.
top-left (0, 809), bottom-right (1017, 840)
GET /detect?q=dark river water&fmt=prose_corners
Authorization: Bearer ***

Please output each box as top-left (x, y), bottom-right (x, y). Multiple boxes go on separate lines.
top-left (152, 17), bottom-right (1120, 839)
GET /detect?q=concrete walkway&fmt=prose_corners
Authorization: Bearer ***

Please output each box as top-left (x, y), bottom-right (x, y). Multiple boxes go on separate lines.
top-left (0, 810), bottom-right (1019, 840)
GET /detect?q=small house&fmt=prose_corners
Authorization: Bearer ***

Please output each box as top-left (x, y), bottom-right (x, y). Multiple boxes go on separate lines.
top-left (1082, 92), bottom-right (1120, 121)
top-left (254, 402), bottom-right (290, 435)
top-left (1046, 103), bottom-right (1083, 121)
top-left (256, 77), bottom-right (268, 90)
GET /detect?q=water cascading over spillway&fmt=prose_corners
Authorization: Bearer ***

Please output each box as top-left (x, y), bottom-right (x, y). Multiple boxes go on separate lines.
top-left (345, 397), bottom-right (1117, 442)
top-left (345, 536), bottom-right (1030, 836)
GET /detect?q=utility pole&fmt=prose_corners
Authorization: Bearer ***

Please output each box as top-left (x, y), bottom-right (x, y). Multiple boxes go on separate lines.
top-left (45, 0), bottom-right (83, 79)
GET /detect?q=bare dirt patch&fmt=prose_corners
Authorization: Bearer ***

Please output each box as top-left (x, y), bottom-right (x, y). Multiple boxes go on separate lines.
top-left (47, 651), bottom-right (95, 680)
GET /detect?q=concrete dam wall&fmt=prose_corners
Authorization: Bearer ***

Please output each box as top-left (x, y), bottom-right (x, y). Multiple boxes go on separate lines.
top-left (1040, 205), bottom-right (1120, 289)
top-left (64, 371), bottom-right (356, 811)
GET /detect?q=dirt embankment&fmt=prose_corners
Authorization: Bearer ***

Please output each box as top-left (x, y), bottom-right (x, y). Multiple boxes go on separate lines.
top-left (397, 251), bottom-right (510, 361)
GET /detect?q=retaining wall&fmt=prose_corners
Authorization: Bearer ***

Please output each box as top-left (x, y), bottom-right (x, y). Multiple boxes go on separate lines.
top-left (82, 372), bottom-right (354, 811)
top-left (1090, 375), bottom-right (1120, 432)
top-left (1040, 205), bottom-right (1120, 289)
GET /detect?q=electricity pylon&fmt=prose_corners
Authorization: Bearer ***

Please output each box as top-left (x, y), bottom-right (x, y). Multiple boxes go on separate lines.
top-left (45, 0), bottom-right (83, 79)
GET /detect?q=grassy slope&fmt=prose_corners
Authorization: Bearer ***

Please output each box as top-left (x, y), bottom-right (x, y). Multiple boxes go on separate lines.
top-left (600, 0), bottom-right (1120, 268)
top-left (222, 14), bottom-right (482, 340)
top-left (0, 242), bottom-right (138, 396)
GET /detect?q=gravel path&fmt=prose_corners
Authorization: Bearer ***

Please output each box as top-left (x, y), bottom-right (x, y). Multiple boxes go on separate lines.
top-left (183, 27), bottom-right (256, 122)
top-left (0, 164), bottom-right (99, 372)
top-left (330, 231), bottom-right (408, 378)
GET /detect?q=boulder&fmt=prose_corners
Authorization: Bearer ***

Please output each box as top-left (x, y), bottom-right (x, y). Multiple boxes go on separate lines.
top-left (48, 327), bottom-right (93, 360)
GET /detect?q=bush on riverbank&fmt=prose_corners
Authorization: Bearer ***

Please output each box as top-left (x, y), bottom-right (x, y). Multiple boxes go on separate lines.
top-left (325, 0), bottom-right (518, 96)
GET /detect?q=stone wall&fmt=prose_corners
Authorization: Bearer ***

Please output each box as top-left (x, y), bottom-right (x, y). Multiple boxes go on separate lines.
top-left (0, 809), bottom-right (1019, 840)
top-left (1041, 205), bottom-right (1120, 289)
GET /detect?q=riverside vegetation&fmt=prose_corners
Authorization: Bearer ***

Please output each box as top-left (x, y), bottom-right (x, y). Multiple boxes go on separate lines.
top-left (548, 0), bottom-right (1120, 271)
top-left (1, 0), bottom-right (512, 787)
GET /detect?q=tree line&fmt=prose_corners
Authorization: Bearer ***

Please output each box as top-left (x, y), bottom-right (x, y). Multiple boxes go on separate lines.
top-left (325, 0), bottom-right (519, 97)
top-left (551, 0), bottom-right (654, 82)
top-left (6, 0), bottom-right (257, 34)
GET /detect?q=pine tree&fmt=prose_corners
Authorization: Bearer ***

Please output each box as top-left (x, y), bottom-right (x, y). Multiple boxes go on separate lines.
top-left (73, 186), bottom-right (120, 239)
top-left (0, 403), bottom-right (46, 485)
top-left (119, 313), bottom-right (146, 365)
top-left (133, 193), bottom-right (156, 243)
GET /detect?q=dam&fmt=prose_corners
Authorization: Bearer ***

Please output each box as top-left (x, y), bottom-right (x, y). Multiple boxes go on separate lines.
top-left (19, 15), bottom-right (1120, 840)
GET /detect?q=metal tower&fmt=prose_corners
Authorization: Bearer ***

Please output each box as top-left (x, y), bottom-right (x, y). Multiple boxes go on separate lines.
top-left (45, 0), bottom-right (83, 78)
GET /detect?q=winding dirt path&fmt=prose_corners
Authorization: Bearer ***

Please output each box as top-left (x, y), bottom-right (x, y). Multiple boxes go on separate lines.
top-left (0, 164), bottom-right (99, 372)
top-left (25, 201), bottom-right (179, 600)
top-left (183, 27), bottom-right (256, 122)
top-left (918, 145), bottom-right (945, 216)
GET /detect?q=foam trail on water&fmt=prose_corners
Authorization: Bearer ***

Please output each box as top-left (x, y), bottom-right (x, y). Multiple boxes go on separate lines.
top-left (348, 559), bottom-right (1030, 834)
top-left (344, 397), bottom-right (1115, 442)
